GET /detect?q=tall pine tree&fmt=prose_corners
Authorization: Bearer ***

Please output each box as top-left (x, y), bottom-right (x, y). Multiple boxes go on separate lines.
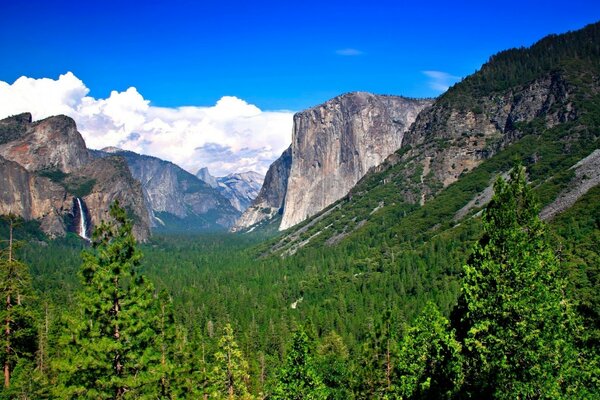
top-left (271, 326), bottom-right (327, 400)
top-left (53, 202), bottom-right (162, 399)
top-left (0, 215), bottom-right (37, 397)
top-left (455, 166), bottom-right (584, 398)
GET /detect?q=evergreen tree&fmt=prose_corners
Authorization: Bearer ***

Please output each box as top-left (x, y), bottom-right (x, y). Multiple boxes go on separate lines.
top-left (354, 311), bottom-right (397, 399)
top-left (396, 302), bottom-right (463, 399)
top-left (153, 289), bottom-right (177, 398)
top-left (455, 166), bottom-right (583, 398)
top-left (271, 326), bottom-right (327, 400)
top-left (53, 202), bottom-right (162, 399)
top-left (210, 323), bottom-right (253, 399)
top-left (0, 215), bottom-right (37, 397)
top-left (315, 331), bottom-right (351, 400)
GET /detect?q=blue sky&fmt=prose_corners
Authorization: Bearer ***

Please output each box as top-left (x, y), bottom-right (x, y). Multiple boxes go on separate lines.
top-left (2, 0), bottom-right (599, 111)
top-left (1, 1), bottom-right (599, 176)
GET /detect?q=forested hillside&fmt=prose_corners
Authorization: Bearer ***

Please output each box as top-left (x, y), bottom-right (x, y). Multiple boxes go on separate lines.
top-left (0, 22), bottom-right (599, 399)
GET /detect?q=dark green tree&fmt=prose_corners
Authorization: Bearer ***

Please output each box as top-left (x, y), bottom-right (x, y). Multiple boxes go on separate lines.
top-left (271, 326), bottom-right (327, 400)
top-left (0, 215), bottom-right (37, 397)
top-left (53, 202), bottom-right (162, 399)
top-left (455, 166), bottom-right (584, 398)
top-left (354, 311), bottom-right (397, 399)
top-left (396, 302), bottom-right (463, 399)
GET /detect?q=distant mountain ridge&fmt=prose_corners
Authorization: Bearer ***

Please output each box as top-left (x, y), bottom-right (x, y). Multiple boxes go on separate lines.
top-left (92, 148), bottom-right (242, 232)
top-left (195, 168), bottom-right (263, 212)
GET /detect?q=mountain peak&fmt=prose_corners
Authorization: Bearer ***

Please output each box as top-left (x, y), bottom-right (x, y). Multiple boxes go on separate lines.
top-left (196, 167), bottom-right (219, 188)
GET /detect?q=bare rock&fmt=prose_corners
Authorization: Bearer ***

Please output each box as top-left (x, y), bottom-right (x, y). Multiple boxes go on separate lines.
top-left (280, 92), bottom-right (432, 230)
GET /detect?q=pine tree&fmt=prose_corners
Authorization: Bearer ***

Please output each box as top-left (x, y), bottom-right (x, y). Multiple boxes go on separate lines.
top-left (354, 311), bottom-right (397, 399)
top-left (315, 331), bottom-right (351, 400)
top-left (0, 215), bottom-right (37, 397)
top-left (271, 326), bottom-right (327, 400)
top-left (53, 202), bottom-right (162, 399)
top-left (396, 302), bottom-right (463, 399)
top-left (455, 166), bottom-right (583, 398)
top-left (210, 323), bottom-right (253, 399)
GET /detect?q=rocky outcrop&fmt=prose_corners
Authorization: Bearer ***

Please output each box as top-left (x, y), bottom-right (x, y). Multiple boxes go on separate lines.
top-left (93, 149), bottom-right (240, 230)
top-left (0, 113), bottom-right (90, 173)
top-left (280, 92), bottom-right (432, 230)
top-left (232, 146), bottom-right (292, 231)
top-left (0, 155), bottom-right (69, 238)
top-left (0, 114), bottom-right (151, 241)
top-left (392, 72), bottom-right (577, 205)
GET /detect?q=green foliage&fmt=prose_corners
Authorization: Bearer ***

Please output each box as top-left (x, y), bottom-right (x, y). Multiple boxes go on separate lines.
top-left (0, 215), bottom-right (37, 398)
top-left (315, 331), bottom-right (352, 400)
top-left (441, 21), bottom-right (600, 109)
top-left (209, 323), bottom-right (253, 399)
top-left (454, 167), bottom-right (586, 398)
top-left (271, 327), bottom-right (328, 400)
top-left (354, 311), bottom-right (399, 399)
top-left (53, 202), bottom-right (163, 399)
top-left (396, 302), bottom-right (463, 399)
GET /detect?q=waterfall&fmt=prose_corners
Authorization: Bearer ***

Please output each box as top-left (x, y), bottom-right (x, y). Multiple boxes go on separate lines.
top-left (76, 198), bottom-right (89, 240)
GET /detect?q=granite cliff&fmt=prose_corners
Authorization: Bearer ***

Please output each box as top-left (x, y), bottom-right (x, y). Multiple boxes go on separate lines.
top-left (234, 93), bottom-right (432, 231)
top-left (280, 92), bottom-right (432, 230)
top-left (0, 113), bottom-right (151, 241)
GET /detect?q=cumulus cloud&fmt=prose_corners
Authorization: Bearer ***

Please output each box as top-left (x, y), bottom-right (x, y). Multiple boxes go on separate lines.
top-left (0, 72), bottom-right (294, 176)
top-left (335, 48), bottom-right (364, 56)
top-left (423, 70), bottom-right (461, 92)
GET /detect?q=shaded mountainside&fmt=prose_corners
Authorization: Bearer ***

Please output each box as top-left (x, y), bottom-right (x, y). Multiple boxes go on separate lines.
top-left (92, 148), bottom-right (240, 232)
top-left (0, 113), bottom-right (151, 241)
top-left (260, 21), bottom-right (600, 257)
top-left (234, 93), bottom-right (432, 232)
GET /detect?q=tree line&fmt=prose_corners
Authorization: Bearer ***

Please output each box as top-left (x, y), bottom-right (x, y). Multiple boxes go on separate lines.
top-left (1, 167), bottom-right (598, 398)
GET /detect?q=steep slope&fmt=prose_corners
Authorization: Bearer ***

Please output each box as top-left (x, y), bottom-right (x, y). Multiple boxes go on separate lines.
top-left (93, 148), bottom-right (240, 231)
top-left (280, 92), bottom-right (432, 230)
top-left (232, 146), bottom-right (292, 231)
top-left (261, 21), bottom-right (600, 257)
top-left (0, 114), bottom-right (151, 241)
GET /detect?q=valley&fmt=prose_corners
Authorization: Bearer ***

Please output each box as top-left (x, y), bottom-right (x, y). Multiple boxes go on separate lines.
top-left (0, 19), bottom-right (599, 399)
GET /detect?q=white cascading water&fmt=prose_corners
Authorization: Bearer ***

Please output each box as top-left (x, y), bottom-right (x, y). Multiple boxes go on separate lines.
top-left (76, 198), bottom-right (89, 240)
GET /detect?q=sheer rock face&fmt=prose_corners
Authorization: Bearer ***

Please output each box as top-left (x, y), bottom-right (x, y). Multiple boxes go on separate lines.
top-left (0, 113), bottom-right (151, 241)
top-left (0, 155), bottom-right (69, 238)
top-left (232, 146), bottom-right (292, 231)
top-left (0, 113), bottom-right (90, 173)
top-left (279, 92), bottom-right (432, 230)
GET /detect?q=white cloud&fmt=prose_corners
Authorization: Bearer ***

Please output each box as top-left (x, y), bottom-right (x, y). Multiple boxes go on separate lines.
top-left (0, 72), bottom-right (294, 176)
top-left (423, 70), bottom-right (460, 92)
top-left (335, 48), bottom-right (364, 56)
